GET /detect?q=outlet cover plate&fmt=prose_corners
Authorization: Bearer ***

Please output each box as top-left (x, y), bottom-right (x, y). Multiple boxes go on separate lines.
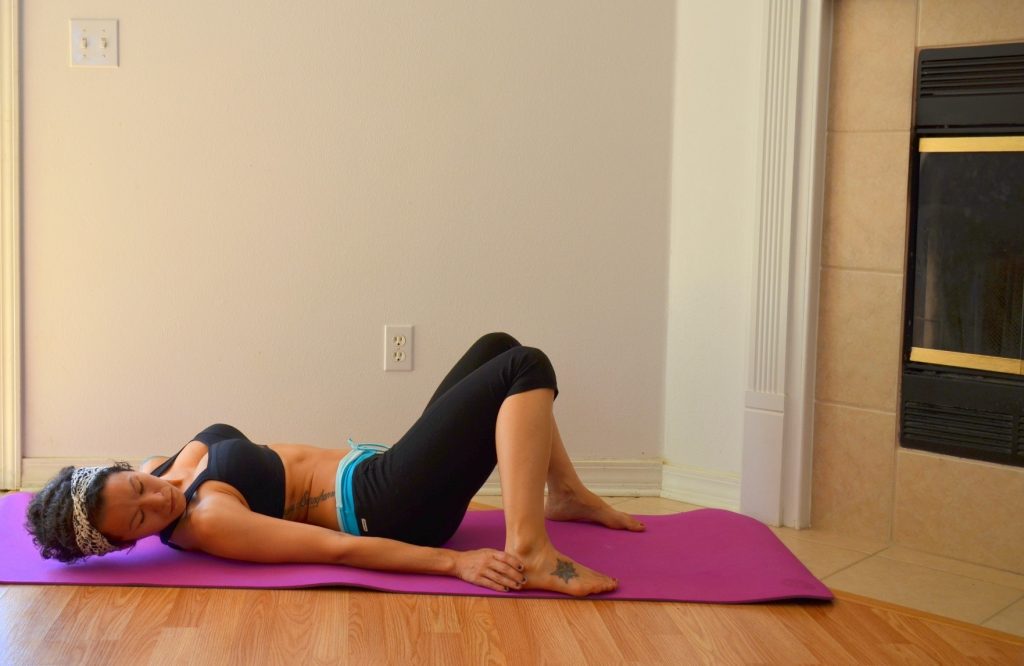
top-left (384, 325), bottom-right (413, 372)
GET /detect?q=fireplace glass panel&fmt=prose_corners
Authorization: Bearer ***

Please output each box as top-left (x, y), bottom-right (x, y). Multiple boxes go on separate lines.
top-left (912, 149), bottom-right (1024, 366)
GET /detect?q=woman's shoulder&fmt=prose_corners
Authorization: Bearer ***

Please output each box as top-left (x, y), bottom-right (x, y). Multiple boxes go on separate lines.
top-left (140, 455), bottom-right (170, 474)
top-left (148, 424), bottom-right (248, 476)
top-left (193, 423), bottom-right (250, 445)
top-left (147, 438), bottom-right (211, 479)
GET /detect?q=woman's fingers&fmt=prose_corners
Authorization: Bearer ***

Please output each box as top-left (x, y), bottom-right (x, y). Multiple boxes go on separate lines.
top-left (480, 571), bottom-right (512, 591)
top-left (497, 550), bottom-right (524, 572)
top-left (460, 549), bottom-right (528, 592)
top-left (481, 569), bottom-right (521, 592)
top-left (480, 572), bottom-right (510, 592)
top-left (488, 552), bottom-right (527, 590)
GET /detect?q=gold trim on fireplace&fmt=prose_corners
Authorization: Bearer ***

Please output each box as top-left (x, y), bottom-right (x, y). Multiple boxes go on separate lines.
top-left (919, 136), bottom-right (1024, 153)
top-left (910, 347), bottom-right (1023, 374)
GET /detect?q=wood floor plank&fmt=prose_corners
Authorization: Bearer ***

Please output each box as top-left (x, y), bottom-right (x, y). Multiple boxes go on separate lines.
top-left (298, 589), bottom-right (352, 664)
top-left (0, 585), bottom-right (75, 665)
top-left (769, 602), bottom-right (862, 664)
top-left (446, 595), bottom-right (507, 665)
top-left (2, 583), bottom-right (1024, 664)
top-left (349, 590), bottom-right (433, 663)
top-left (594, 600), bottom-right (687, 664)
top-left (148, 627), bottom-right (202, 666)
top-left (252, 589), bottom-right (329, 664)
top-left (488, 596), bottom-right (588, 664)
top-left (42, 587), bottom-right (164, 664)
top-left (163, 586), bottom-right (219, 627)
top-left (561, 599), bottom-right (627, 664)
top-left (485, 596), bottom-right (538, 664)
top-left (803, 594), bottom-right (908, 663)
top-left (714, 603), bottom-right (820, 664)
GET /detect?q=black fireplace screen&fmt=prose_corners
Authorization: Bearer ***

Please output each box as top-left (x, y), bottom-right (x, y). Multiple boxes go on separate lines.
top-left (911, 143), bottom-right (1024, 371)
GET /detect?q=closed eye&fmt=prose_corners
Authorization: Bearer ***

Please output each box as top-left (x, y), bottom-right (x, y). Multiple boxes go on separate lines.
top-left (134, 476), bottom-right (144, 530)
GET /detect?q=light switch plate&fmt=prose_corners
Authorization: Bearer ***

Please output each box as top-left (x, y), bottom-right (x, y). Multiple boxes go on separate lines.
top-left (70, 19), bottom-right (118, 68)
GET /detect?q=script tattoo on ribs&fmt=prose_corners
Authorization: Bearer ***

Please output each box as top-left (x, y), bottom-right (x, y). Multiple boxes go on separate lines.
top-left (283, 489), bottom-right (335, 518)
top-left (551, 558), bottom-right (579, 583)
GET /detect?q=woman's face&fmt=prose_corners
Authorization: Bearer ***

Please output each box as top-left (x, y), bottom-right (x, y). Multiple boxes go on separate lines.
top-left (95, 471), bottom-right (185, 542)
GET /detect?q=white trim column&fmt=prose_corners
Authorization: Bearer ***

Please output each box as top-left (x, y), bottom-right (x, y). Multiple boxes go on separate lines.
top-left (0, 0), bottom-right (21, 490)
top-left (740, 0), bottom-right (830, 527)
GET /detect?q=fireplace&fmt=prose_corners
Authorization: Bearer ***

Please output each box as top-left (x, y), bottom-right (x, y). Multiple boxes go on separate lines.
top-left (901, 42), bottom-right (1024, 467)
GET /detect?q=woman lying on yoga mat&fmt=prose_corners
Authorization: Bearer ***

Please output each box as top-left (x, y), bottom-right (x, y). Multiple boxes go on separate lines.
top-left (25, 333), bottom-right (644, 597)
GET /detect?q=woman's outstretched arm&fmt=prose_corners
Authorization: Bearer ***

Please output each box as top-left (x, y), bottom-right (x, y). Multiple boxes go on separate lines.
top-left (183, 488), bottom-right (525, 592)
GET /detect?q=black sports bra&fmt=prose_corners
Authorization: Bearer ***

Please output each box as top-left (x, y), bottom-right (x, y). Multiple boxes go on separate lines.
top-left (151, 424), bottom-right (286, 549)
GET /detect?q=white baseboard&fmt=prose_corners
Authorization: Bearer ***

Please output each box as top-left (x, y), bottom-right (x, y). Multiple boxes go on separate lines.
top-left (660, 462), bottom-right (740, 511)
top-left (478, 458), bottom-right (664, 496)
top-left (22, 457), bottom-right (146, 490)
top-left (21, 457), bottom-right (666, 496)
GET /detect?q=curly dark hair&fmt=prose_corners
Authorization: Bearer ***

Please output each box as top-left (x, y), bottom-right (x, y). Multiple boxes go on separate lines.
top-left (24, 462), bottom-right (137, 563)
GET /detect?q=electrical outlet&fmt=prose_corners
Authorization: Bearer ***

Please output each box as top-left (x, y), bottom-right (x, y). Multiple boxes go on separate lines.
top-left (384, 325), bottom-right (414, 371)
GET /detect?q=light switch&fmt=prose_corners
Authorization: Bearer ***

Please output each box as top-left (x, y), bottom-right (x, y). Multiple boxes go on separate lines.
top-left (70, 19), bottom-right (118, 68)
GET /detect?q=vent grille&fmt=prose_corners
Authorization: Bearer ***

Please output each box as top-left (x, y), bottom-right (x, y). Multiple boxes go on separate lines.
top-left (920, 54), bottom-right (1024, 97)
top-left (902, 401), bottom-right (1017, 455)
top-left (1019, 417), bottom-right (1024, 458)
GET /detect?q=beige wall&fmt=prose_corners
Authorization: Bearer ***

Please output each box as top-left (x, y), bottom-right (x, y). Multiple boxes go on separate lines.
top-left (813, 0), bottom-right (1024, 573)
top-left (22, 2), bottom-right (675, 461)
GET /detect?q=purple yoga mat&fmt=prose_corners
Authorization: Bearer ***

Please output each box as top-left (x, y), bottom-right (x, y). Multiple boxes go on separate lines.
top-left (0, 492), bottom-right (831, 602)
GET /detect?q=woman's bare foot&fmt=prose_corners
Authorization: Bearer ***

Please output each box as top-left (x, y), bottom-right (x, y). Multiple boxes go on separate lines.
top-left (544, 487), bottom-right (646, 532)
top-left (510, 542), bottom-right (617, 597)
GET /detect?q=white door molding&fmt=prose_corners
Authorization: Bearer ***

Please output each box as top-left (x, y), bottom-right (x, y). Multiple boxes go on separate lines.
top-left (0, 0), bottom-right (21, 490)
top-left (740, 0), bottom-right (831, 527)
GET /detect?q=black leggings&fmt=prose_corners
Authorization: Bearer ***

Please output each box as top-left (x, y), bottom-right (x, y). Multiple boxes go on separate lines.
top-left (351, 332), bottom-right (559, 546)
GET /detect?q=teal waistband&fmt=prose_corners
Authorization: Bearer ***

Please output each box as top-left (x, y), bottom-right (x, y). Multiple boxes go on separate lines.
top-left (336, 438), bottom-right (389, 536)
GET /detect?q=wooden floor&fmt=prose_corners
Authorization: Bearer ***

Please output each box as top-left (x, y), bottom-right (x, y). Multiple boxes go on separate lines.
top-left (4, 498), bottom-right (1024, 664)
top-left (1, 584), bottom-right (1023, 664)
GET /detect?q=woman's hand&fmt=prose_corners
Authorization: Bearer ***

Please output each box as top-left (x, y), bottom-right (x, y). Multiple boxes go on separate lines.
top-left (452, 549), bottom-right (526, 592)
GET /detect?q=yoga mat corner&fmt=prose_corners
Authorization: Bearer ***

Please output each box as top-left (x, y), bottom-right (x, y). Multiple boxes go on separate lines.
top-left (0, 492), bottom-right (832, 603)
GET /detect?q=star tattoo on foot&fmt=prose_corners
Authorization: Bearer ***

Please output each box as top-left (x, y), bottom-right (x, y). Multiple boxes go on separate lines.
top-left (551, 559), bottom-right (579, 583)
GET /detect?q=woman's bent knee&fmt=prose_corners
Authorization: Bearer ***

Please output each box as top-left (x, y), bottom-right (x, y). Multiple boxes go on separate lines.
top-left (506, 346), bottom-right (559, 399)
top-left (474, 332), bottom-right (520, 353)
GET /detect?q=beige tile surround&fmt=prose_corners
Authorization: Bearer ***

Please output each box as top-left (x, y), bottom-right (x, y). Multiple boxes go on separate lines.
top-left (918, 0), bottom-right (1024, 47)
top-left (813, 0), bottom-right (1024, 578)
top-left (828, 0), bottom-right (916, 132)
top-left (822, 131), bottom-right (911, 272)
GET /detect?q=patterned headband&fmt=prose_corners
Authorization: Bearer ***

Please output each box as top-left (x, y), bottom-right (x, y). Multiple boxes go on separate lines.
top-left (70, 466), bottom-right (118, 557)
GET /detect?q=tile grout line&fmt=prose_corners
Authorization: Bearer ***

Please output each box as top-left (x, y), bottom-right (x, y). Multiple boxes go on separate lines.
top-left (823, 550), bottom-right (1024, 634)
top-left (814, 398), bottom-right (896, 416)
top-left (820, 551), bottom-right (877, 584)
top-left (789, 531), bottom-right (1024, 594)
top-left (828, 129), bottom-right (912, 135)
top-left (820, 263), bottom-right (905, 276)
top-left (875, 549), bottom-right (1024, 591)
top-left (777, 528), bottom-right (891, 557)
top-left (978, 591), bottom-right (1024, 628)
top-left (888, 424), bottom-right (900, 545)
